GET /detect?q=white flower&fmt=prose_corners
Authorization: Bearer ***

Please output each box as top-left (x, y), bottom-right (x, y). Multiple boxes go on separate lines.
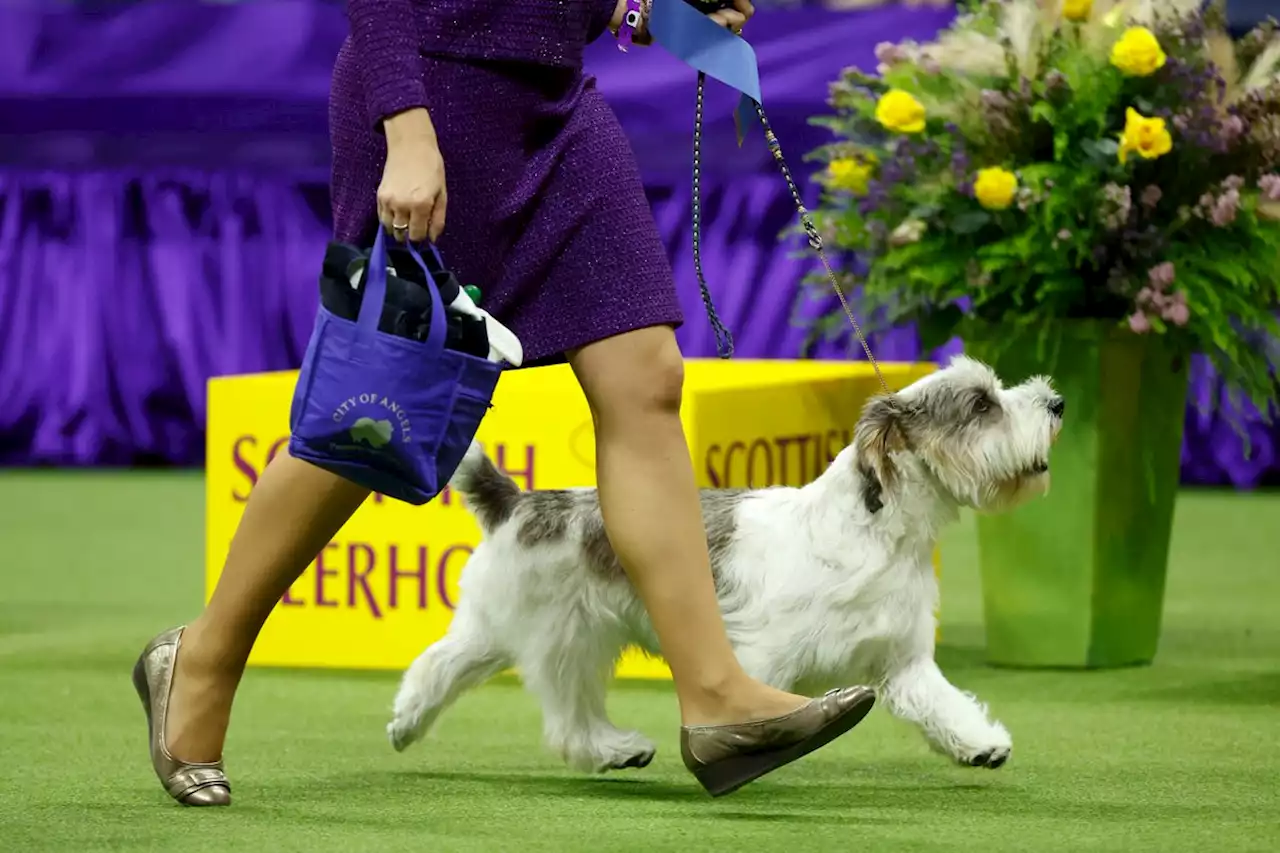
top-left (889, 218), bottom-right (928, 246)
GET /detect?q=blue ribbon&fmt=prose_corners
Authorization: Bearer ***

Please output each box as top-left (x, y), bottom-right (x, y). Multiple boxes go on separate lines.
top-left (646, 0), bottom-right (762, 145)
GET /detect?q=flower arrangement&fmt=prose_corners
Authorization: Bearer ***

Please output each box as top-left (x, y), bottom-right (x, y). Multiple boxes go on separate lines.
top-left (807, 0), bottom-right (1280, 413)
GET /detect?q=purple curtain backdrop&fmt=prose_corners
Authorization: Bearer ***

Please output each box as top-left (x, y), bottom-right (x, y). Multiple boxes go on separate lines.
top-left (0, 1), bottom-right (1276, 486)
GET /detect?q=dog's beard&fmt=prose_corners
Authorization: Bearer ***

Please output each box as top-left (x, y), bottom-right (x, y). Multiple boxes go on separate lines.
top-left (989, 467), bottom-right (1050, 511)
top-left (961, 448), bottom-right (1052, 513)
top-left (980, 417), bottom-right (1057, 511)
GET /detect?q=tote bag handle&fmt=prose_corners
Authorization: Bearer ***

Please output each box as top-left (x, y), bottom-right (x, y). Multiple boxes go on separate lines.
top-left (357, 228), bottom-right (449, 362)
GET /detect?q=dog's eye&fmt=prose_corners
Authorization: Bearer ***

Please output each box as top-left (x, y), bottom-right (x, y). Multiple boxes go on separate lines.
top-left (971, 396), bottom-right (991, 416)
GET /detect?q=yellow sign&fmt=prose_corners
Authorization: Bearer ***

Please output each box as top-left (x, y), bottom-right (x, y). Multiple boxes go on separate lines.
top-left (206, 359), bottom-right (936, 678)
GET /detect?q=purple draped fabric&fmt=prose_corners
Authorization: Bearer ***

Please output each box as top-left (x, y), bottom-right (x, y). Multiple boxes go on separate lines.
top-left (0, 1), bottom-right (1276, 486)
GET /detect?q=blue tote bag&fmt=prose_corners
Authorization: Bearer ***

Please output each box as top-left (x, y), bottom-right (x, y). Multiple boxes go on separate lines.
top-left (288, 229), bottom-right (502, 504)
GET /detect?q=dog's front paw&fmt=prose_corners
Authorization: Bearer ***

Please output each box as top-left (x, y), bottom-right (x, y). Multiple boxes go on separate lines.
top-left (954, 723), bottom-right (1012, 769)
top-left (964, 745), bottom-right (1011, 769)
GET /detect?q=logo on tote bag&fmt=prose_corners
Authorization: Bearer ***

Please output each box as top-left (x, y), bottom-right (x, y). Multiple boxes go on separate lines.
top-left (331, 394), bottom-right (413, 448)
top-left (350, 417), bottom-right (393, 448)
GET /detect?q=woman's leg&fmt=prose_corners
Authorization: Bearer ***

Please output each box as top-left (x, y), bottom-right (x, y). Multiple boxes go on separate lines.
top-left (568, 325), bottom-right (805, 726)
top-left (163, 453), bottom-right (370, 763)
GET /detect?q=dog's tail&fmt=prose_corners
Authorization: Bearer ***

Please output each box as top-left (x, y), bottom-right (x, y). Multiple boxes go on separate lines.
top-left (449, 441), bottom-right (522, 533)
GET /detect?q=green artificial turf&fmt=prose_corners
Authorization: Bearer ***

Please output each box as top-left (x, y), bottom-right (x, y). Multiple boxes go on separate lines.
top-left (1, 471), bottom-right (1278, 852)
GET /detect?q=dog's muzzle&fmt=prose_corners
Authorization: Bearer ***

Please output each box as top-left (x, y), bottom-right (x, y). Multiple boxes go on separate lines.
top-left (1048, 395), bottom-right (1065, 446)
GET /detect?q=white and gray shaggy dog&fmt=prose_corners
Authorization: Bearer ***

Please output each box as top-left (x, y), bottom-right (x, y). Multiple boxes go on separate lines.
top-left (388, 355), bottom-right (1063, 774)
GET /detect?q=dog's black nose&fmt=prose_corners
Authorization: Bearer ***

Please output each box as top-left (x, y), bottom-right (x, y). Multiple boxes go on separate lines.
top-left (1048, 396), bottom-right (1065, 417)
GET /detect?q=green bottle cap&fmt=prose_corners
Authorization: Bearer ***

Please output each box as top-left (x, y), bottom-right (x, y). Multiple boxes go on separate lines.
top-left (464, 285), bottom-right (482, 305)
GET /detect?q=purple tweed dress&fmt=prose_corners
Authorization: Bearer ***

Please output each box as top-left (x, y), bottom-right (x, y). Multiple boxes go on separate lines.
top-left (330, 0), bottom-right (685, 366)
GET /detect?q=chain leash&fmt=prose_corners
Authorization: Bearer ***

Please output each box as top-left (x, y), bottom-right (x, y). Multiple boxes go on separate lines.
top-left (691, 72), bottom-right (737, 359)
top-left (689, 71), bottom-right (890, 395)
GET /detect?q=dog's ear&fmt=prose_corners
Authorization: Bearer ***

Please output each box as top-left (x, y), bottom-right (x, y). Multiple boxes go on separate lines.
top-left (853, 394), bottom-right (908, 514)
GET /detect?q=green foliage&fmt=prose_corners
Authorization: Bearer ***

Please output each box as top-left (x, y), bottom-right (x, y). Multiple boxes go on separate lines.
top-left (804, 0), bottom-right (1280, 416)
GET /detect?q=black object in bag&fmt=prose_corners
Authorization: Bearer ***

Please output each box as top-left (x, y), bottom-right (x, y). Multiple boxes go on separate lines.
top-left (319, 242), bottom-right (489, 359)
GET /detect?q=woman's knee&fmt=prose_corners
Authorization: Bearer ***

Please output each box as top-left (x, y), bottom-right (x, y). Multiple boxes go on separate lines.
top-left (569, 326), bottom-right (686, 424)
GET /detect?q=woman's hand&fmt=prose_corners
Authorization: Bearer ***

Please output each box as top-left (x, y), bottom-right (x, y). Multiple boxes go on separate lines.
top-left (610, 0), bottom-right (755, 43)
top-left (707, 0), bottom-right (754, 34)
top-left (378, 108), bottom-right (447, 243)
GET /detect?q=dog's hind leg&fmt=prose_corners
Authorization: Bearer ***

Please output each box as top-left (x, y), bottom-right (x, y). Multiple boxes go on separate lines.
top-left (517, 622), bottom-right (656, 774)
top-left (387, 614), bottom-right (509, 753)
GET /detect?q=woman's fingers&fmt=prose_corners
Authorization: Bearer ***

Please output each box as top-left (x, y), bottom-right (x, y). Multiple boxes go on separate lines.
top-left (377, 191), bottom-right (408, 242)
top-left (732, 0), bottom-right (755, 20)
top-left (428, 188), bottom-right (448, 244)
top-left (377, 190), bottom-right (439, 243)
top-left (407, 195), bottom-right (434, 244)
top-left (708, 9), bottom-right (747, 32)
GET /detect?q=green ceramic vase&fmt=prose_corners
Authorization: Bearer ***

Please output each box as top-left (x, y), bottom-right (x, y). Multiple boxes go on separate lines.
top-left (966, 321), bottom-right (1189, 668)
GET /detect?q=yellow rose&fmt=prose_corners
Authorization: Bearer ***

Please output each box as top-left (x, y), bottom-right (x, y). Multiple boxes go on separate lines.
top-left (1110, 27), bottom-right (1166, 77)
top-left (1118, 108), bottom-right (1173, 163)
top-left (1062, 0), bottom-right (1092, 22)
top-left (875, 89), bottom-right (927, 134)
top-left (973, 167), bottom-right (1018, 211)
top-left (827, 154), bottom-right (877, 194)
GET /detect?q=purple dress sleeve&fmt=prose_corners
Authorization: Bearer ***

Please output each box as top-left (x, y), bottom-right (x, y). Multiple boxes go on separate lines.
top-left (598, 0), bottom-right (619, 32)
top-left (346, 0), bottom-right (429, 130)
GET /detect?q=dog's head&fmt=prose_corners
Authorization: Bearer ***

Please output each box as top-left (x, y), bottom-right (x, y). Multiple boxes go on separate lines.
top-left (853, 355), bottom-right (1063, 514)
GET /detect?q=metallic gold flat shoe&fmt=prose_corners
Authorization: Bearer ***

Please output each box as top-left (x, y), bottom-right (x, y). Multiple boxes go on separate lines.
top-left (131, 627), bottom-right (231, 807)
top-left (680, 686), bottom-right (876, 797)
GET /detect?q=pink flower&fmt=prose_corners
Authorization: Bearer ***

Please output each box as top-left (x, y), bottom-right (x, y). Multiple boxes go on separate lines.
top-left (1222, 175), bottom-right (1245, 190)
top-left (1211, 188), bottom-right (1240, 226)
top-left (1128, 311), bottom-right (1152, 334)
top-left (1163, 298), bottom-right (1190, 327)
top-left (1147, 261), bottom-right (1176, 290)
top-left (920, 55), bottom-right (942, 74)
top-left (1259, 174), bottom-right (1280, 201)
top-left (1140, 185), bottom-right (1163, 209)
top-left (1057, 229), bottom-right (1072, 240)
top-left (1222, 114), bottom-right (1245, 142)
top-left (875, 42), bottom-right (908, 64)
